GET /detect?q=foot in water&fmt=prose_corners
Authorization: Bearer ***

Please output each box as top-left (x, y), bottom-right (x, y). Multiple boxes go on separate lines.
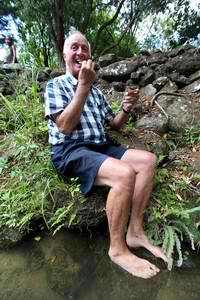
top-left (109, 248), bottom-right (160, 279)
top-left (126, 231), bottom-right (168, 263)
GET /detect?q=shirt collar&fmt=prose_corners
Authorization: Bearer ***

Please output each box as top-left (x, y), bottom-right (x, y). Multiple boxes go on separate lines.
top-left (65, 72), bottom-right (78, 86)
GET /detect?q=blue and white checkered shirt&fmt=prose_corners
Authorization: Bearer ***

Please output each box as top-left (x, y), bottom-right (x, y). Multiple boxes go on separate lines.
top-left (44, 72), bottom-right (115, 145)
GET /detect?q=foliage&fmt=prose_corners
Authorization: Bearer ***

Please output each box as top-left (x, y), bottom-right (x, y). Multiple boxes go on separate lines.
top-left (0, 75), bottom-right (86, 234)
top-left (182, 127), bottom-right (200, 146)
top-left (0, 0), bottom-right (17, 32)
top-left (170, 0), bottom-right (200, 44)
top-left (138, 0), bottom-right (200, 50)
top-left (19, 22), bottom-right (57, 68)
top-left (146, 163), bottom-right (200, 269)
top-left (2, 0), bottom-right (182, 65)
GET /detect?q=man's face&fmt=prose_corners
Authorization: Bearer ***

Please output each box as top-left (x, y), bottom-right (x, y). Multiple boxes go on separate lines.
top-left (5, 37), bottom-right (11, 45)
top-left (63, 34), bottom-right (90, 78)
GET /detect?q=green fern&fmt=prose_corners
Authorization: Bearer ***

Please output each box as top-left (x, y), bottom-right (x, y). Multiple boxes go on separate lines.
top-left (174, 232), bottom-right (183, 267)
top-left (163, 225), bottom-right (175, 270)
top-left (172, 220), bottom-right (195, 250)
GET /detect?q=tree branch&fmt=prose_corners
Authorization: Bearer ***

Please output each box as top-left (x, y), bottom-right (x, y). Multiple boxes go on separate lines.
top-left (99, 6), bottom-right (141, 56)
top-left (92, 0), bottom-right (126, 53)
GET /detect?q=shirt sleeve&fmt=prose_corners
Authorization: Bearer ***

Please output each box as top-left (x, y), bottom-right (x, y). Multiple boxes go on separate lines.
top-left (102, 94), bottom-right (116, 121)
top-left (44, 78), bottom-right (70, 120)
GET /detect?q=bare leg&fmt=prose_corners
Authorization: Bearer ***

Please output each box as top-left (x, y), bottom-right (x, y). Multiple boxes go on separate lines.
top-left (121, 149), bottom-right (168, 263)
top-left (95, 157), bottom-right (160, 279)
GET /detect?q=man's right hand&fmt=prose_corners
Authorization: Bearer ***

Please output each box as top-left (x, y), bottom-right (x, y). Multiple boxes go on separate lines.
top-left (78, 59), bottom-right (96, 87)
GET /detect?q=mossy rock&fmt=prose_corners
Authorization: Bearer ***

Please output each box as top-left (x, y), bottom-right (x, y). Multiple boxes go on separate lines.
top-left (47, 187), bottom-right (108, 229)
top-left (0, 227), bottom-right (26, 248)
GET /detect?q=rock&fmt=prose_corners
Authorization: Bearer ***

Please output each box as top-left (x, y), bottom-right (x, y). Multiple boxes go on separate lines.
top-left (168, 44), bottom-right (195, 57)
top-left (181, 79), bottom-right (200, 93)
top-left (139, 68), bottom-right (155, 87)
top-left (170, 54), bottom-right (200, 76)
top-left (146, 53), bottom-right (168, 65)
top-left (135, 130), bottom-right (169, 155)
top-left (0, 63), bottom-right (23, 74)
top-left (155, 63), bottom-right (173, 77)
top-left (48, 188), bottom-right (107, 228)
top-left (135, 114), bottom-right (168, 133)
top-left (155, 93), bottom-right (200, 132)
top-left (126, 79), bottom-right (139, 89)
top-left (98, 60), bottom-right (139, 82)
top-left (152, 76), bottom-right (168, 91)
top-left (112, 81), bottom-right (126, 92)
top-left (98, 53), bottom-right (118, 68)
top-left (139, 49), bottom-right (151, 56)
top-left (132, 66), bottom-right (156, 87)
top-left (130, 71), bottom-right (140, 83)
top-left (139, 84), bottom-right (157, 97)
top-left (50, 69), bottom-right (65, 79)
top-left (36, 70), bottom-right (50, 82)
top-left (150, 63), bottom-right (159, 69)
top-left (169, 72), bottom-right (190, 88)
top-left (189, 70), bottom-right (200, 83)
top-left (160, 80), bottom-right (178, 92)
top-left (0, 227), bottom-right (26, 248)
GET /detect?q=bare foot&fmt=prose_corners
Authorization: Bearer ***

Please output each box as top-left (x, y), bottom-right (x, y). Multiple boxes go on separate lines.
top-left (109, 248), bottom-right (160, 279)
top-left (126, 232), bottom-right (168, 263)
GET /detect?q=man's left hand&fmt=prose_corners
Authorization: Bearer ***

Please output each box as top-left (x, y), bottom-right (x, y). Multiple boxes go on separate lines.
top-left (122, 88), bottom-right (139, 113)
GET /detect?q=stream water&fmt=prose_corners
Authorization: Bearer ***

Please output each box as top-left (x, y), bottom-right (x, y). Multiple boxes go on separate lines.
top-left (0, 226), bottom-right (200, 300)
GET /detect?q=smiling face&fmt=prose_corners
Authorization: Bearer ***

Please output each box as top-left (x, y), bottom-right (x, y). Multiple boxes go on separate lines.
top-left (63, 33), bottom-right (91, 78)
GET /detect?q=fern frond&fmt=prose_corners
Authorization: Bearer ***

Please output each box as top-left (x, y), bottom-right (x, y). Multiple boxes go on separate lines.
top-left (173, 220), bottom-right (195, 250)
top-left (163, 225), bottom-right (169, 252)
top-left (163, 225), bottom-right (175, 270)
top-left (174, 232), bottom-right (183, 267)
top-left (170, 224), bottom-right (183, 241)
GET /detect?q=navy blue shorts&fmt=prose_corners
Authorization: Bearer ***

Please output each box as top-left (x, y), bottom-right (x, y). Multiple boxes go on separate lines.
top-left (52, 141), bottom-right (127, 195)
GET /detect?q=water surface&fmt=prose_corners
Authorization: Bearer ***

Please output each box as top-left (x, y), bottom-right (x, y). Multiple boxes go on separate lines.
top-left (0, 226), bottom-right (200, 300)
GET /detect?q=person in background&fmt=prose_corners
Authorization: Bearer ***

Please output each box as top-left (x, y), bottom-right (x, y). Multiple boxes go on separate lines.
top-left (4, 36), bottom-right (18, 64)
top-left (45, 31), bottom-right (168, 279)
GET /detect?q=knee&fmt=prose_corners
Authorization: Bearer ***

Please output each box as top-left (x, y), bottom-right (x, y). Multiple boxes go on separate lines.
top-left (142, 152), bottom-right (157, 171)
top-left (147, 152), bottom-right (157, 167)
top-left (114, 163), bottom-right (135, 193)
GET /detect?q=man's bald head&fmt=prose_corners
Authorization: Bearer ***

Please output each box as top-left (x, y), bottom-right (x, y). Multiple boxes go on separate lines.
top-left (63, 31), bottom-right (91, 77)
top-left (63, 31), bottom-right (91, 56)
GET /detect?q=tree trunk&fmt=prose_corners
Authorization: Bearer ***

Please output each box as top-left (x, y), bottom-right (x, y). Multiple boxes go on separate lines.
top-left (52, 0), bottom-right (65, 67)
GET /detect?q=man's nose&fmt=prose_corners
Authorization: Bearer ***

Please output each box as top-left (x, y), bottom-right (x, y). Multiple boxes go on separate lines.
top-left (77, 47), bottom-right (83, 54)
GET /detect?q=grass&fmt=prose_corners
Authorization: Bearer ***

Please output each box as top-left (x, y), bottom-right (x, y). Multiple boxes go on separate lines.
top-left (0, 77), bottom-right (84, 235)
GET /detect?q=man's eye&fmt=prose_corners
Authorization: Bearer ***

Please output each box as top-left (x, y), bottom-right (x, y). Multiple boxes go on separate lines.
top-left (72, 45), bottom-right (78, 50)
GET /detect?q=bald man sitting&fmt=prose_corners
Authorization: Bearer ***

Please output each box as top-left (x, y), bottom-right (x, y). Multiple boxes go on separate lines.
top-left (45, 31), bottom-right (167, 279)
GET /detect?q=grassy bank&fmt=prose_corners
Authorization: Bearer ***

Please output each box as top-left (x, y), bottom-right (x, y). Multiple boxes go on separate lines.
top-left (0, 75), bottom-right (200, 269)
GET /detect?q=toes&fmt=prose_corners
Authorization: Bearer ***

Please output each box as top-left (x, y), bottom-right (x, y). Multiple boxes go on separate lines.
top-left (149, 263), bottom-right (160, 274)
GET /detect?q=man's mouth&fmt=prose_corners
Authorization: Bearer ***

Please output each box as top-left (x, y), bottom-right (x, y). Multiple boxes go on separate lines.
top-left (75, 59), bottom-right (84, 66)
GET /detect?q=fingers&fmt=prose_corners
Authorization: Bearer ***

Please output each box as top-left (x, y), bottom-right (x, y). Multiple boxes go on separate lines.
top-left (123, 87), bottom-right (139, 107)
top-left (81, 59), bottom-right (95, 70)
top-left (79, 59), bottom-right (96, 86)
top-left (125, 89), bottom-right (139, 96)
